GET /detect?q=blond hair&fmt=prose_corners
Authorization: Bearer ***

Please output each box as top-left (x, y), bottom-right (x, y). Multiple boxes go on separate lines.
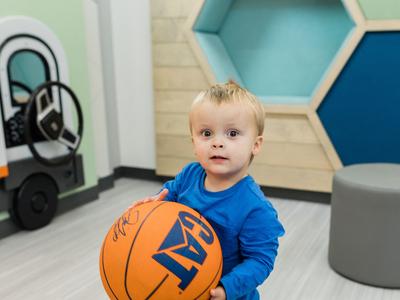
top-left (190, 80), bottom-right (265, 135)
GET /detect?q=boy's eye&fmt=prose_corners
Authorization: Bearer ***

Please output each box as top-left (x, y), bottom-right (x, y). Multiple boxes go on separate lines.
top-left (227, 130), bottom-right (239, 137)
top-left (201, 130), bottom-right (212, 137)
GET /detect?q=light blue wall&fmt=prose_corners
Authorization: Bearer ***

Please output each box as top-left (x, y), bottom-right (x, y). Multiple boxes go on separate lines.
top-left (194, 0), bottom-right (233, 33)
top-left (219, 0), bottom-right (354, 100)
top-left (195, 32), bottom-right (243, 85)
top-left (193, 0), bottom-right (354, 104)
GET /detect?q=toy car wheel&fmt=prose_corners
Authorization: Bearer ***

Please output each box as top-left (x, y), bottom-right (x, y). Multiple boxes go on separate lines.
top-left (11, 174), bottom-right (59, 230)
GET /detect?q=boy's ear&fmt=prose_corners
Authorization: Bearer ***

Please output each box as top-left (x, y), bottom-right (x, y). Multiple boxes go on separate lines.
top-left (252, 135), bottom-right (264, 156)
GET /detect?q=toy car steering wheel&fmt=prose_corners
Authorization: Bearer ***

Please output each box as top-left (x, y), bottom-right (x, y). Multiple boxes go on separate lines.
top-left (24, 81), bottom-right (84, 166)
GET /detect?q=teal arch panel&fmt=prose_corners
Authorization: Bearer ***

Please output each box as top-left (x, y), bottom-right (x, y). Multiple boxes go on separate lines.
top-left (317, 32), bottom-right (400, 165)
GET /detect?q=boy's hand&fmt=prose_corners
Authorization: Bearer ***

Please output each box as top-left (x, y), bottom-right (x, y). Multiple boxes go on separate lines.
top-left (210, 286), bottom-right (226, 300)
top-left (129, 189), bottom-right (169, 209)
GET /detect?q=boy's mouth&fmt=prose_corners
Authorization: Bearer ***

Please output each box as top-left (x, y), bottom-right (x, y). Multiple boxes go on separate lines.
top-left (210, 155), bottom-right (228, 160)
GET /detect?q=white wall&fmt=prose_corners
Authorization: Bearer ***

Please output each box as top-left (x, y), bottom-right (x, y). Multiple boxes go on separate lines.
top-left (97, 0), bottom-right (121, 172)
top-left (110, 0), bottom-right (156, 169)
top-left (86, 0), bottom-right (156, 178)
top-left (84, 0), bottom-right (112, 178)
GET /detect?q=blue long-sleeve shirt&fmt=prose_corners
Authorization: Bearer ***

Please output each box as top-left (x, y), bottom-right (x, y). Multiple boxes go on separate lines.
top-left (162, 162), bottom-right (285, 300)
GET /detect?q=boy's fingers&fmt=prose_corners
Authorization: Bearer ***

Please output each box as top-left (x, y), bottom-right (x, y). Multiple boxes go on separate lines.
top-left (130, 189), bottom-right (169, 210)
top-left (210, 289), bottom-right (220, 300)
top-left (210, 287), bottom-right (225, 300)
top-left (152, 188), bottom-right (169, 201)
top-left (130, 197), bottom-right (150, 208)
top-left (159, 188), bottom-right (169, 200)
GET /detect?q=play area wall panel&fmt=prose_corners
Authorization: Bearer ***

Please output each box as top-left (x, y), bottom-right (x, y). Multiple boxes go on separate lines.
top-left (264, 114), bottom-right (320, 144)
top-left (151, 0), bottom-right (204, 182)
top-left (157, 155), bottom-right (333, 193)
top-left (155, 113), bottom-right (190, 136)
top-left (151, 0), bottom-right (339, 192)
top-left (151, 0), bottom-right (400, 192)
top-left (157, 136), bottom-right (195, 159)
top-left (217, 0), bottom-right (353, 103)
top-left (151, 0), bottom-right (198, 18)
top-left (156, 157), bottom-right (192, 176)
top-left (155, 91), bottom-right (198, 113)
top-left (191, 0), bottom-right (354, 105)
top-left (317, 31), bottom-right (400, 166)
top-left (255, 143), bottom-right (332, 171)
top-left (152, 19), bottom-right (187, 43)
top-left (153, 43), bottom-right (199, 67)
top-left (153, 67), bottom-right (209, 90)
top-left (250, 164), bottom-right (334, 192)
top-left (156, 135), bottom-right (332, 171)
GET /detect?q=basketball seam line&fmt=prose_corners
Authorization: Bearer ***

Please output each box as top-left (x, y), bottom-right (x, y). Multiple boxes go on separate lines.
top-left (124, 201), bottom-right (169, 299)
top-left (195, 257), bottom-right (223, 299)
top-left (100, 240), bottom-right (120, 300)
top-left (145, 274), bottom-right (169, 300)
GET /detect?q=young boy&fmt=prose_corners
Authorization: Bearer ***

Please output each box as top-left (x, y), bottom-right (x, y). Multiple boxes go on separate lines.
top-left (136, 81), bottom-right (284, 299)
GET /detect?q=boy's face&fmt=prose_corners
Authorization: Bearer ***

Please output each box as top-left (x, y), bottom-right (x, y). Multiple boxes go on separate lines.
top-left (190, 101), bottom-right (263, 180)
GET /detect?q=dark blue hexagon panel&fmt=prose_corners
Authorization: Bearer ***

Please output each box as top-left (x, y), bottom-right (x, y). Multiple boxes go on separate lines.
top-left (194, 0), bottom-right (354, 104)
top-left (317, 32), bottom-right (400, 165)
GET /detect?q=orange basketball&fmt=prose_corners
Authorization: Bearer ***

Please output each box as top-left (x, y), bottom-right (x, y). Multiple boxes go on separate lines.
top-left (99, 201), bottom-right (223, 300)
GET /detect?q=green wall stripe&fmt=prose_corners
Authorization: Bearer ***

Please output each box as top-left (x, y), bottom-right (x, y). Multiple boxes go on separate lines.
top-left (358, 0), bottom-right (400, 20)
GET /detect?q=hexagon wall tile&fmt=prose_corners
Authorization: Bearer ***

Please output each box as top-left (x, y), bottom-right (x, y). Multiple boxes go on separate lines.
top-left (317, 32), bottom-right (400, 165)
top-left (191, 0), bottom-right (354, 104)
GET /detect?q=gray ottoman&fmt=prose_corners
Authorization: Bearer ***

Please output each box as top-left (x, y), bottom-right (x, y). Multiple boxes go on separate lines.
top-left (328, 163), bottom-right (400, 288)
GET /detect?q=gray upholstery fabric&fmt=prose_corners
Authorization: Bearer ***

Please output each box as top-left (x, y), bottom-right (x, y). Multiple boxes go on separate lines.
top-left (328, 163), bottom-right (400, 288)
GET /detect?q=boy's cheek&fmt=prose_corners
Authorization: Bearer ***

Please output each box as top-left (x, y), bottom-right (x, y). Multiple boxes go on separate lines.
top-left (192, 139), bottom-right (199, 155)
top-left (193, 145), bottom-right (205, 159)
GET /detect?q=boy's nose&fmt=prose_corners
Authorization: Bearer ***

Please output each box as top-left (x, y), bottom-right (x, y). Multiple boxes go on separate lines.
top-left (212, 144), bottom-right (223, 148)
top-left (212, 140), bottom-right (224, 148)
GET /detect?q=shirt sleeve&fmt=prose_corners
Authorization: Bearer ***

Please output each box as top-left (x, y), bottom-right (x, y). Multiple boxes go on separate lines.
top-left (220, 203), bottom-right (285, 300)
top-left (162, 178), bottom-right (179, 202)
top-left (161, 163), bottom-right (195, 202)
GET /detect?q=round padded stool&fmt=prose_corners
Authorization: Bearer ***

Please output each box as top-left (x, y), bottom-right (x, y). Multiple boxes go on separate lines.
top-left (328, 163), bottom-right (400, 288)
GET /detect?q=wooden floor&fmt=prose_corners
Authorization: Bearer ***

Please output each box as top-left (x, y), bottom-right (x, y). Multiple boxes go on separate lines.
top-left (0, 178), bottom-right (399, 299)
